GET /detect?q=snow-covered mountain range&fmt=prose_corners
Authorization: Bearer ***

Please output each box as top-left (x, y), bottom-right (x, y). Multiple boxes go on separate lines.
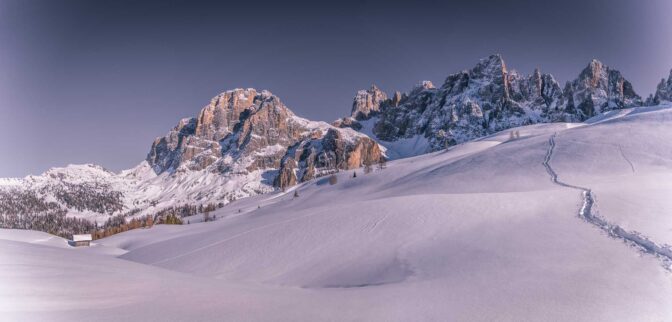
top-left (336, 55), bottom-right (644, 153)
top-left (1, 89), bottom-right (382, 231)
top-left (1, 55), bottom-right (670, 232)
top-left (3, 102), bottom-right (672, 321)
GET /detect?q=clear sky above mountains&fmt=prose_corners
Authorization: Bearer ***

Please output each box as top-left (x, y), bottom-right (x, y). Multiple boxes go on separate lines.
top-left (1, 0), bottom-right (671, 177)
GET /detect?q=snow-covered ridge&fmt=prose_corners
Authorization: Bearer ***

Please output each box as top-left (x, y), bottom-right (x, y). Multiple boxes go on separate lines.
top-left (338, 54), bottom-right (648, 159)
top-left (2, 55), bottom-right (671, 232)
top-left (0, 178), bottom-right (23, 186)
top-left (4, 104), bottom-right (672, 321)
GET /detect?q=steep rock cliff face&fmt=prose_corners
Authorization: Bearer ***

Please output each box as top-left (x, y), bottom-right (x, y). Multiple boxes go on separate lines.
top-left (563, 59), bottom-right (642, 118)
top-left (342, 55), bottom-right (642, 156)
top-left (359, 55), bottom-right (567, 151)
top-left (148, 89), bottom-right (305, 174)
top-left (351, 85), bottom-right (388, 119)
top-left (649, 69), bottom-right (672, 104)
top-left (147, 117), bottom-right (218, 173)
top-left (148, 88), bottom-right (383, 193)
top-left (274, 128), bottom-right (383, 189)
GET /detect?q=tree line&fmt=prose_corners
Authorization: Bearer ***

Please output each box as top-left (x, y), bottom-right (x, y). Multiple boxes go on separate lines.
top-left (1, 186), bottom-right (224, 240)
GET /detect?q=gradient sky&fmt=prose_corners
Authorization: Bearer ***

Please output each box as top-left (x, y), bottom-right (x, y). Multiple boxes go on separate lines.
top-left (1, 0), bottom-right (671, 177)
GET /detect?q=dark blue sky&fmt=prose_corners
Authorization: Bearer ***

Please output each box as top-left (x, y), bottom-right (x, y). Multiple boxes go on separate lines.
top-left (1, 0), bottom-right (671, 177)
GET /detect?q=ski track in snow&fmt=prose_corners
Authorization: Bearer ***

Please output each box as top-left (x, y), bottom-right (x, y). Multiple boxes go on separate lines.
top-left (364, 213), bottom-right (390, 233)
top-left (617, 144), bottom-right (636, 174)
top-left (543, 133), bottom-right (672, 270)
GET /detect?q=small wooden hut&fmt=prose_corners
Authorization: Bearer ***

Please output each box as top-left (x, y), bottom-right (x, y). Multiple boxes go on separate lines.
top-left (71, 234), bottom-right (92, 247)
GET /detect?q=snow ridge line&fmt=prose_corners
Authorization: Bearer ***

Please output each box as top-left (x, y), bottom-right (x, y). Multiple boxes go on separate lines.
top-left (543, 133), bottom-right (672, 270)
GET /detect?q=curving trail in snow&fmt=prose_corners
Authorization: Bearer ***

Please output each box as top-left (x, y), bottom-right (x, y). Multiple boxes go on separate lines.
top-left (617, 144), bottom-right (636, 174)
top-left (543, 133), bottom-right (672, 270)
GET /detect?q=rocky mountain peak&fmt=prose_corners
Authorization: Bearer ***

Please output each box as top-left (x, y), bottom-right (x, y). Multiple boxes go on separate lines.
top-left (474, 54), bottom-right (507, 76)
top-left (391, 91), bottom-right (404, 107)
top-left (147, 89), bottom-right (302, 174)
top-left (358, 54), bottom-right (646, 158)
top-left (410, 81), bottom-right (435, 94)
top-left (194, 88), bottom-right (291, 141)
top-left (578, 59), bottom-right (608, 88)
top-left (372, 55), bottom-right (537, 147)
top-left (418, 80), bottom-right (435, 89)
top-left (441, 54), bottom-right (512, 102)
top-left (444, 54), bottom-right (504, 85)
top-left (532, 67), bottom-right (542, 77)
top-left (564, 59), bottom-right (642, 118)
top-left (651, 69), bottom-right (672, 104)
top-left (351, 84), bottom-right (388, 120)
top-left (148, 87), bottom-right (383, 193)
top-left (6, 54), bottom-right (667, 236)
top-left (530, 68), bottom-right (543, 91)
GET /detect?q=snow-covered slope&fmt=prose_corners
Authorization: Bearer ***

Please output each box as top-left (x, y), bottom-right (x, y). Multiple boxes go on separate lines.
top-left (0, 89), bottom-right (384, 232)
top-left (2, 104), bottom-right (671, 321)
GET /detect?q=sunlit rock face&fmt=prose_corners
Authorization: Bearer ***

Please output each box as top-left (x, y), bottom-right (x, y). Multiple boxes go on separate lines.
top-left (148, 88), bottom-right (383, 190)
top-left (274, 128), bottom-right (383, 189)
top-left (563, 59), bottom-right (642, 118)
top-left (351, 85), bottom-right (388, 120)
top-left (148, 89), bottom-right (303, 174)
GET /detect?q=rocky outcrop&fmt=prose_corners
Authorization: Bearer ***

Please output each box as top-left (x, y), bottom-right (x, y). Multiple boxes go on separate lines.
top-left (334, 85), bottom-right (389, 130)
top-left (563, 59), bottom-right (642, 118)
top-left (649, 69), bottom-right (672, 104)
top-left (148, 88), bottom-right (384, 190)
top-left (147, 117), bottom-right (221, 173)
top-left (148, 89), bottom-right (305, 174)
top-left (346, 55), bottom-right (642, 155)
top-left (274, 158), bottom-right (298, 189)
top-left (351, 85), bottom-right (387, 120)
top-left (275, 128), bottom-right (383, 189)
top-left (367, 55), bottom-right (566, 150)
top-left (332, 117), bottom-right (362, 131)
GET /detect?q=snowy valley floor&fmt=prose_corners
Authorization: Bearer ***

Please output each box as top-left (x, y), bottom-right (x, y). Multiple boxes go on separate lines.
top-left (2, 105), bottom-right (672, 321)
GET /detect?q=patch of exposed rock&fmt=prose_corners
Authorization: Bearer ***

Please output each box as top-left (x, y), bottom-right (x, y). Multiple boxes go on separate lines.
top-left (648, 69), bottom-right (672, 105)
top-left (148, 88), bottom-right (384, 190)
top-left (343, 55), bottom-right (643, 155)
top-left (351, 85), bottom-right (388, 119)
top-left (563, 59), bottom-right (642, 118)
top-left (275, 129), bottom-right (383, 189)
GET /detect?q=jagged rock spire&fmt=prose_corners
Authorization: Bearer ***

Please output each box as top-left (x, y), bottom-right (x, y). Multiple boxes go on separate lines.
top-left (651, 69), bottom-right (672, 104)
top-left (351, 84), bottom-right (388, 120)
top-left (564, 59), bottom-right (641, 118)
top-left (357, 54), bottom-right (644, 156)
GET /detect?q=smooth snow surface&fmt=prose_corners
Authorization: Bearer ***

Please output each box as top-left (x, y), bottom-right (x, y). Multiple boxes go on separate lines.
top-left (2, 105), bottom-right (672, 321)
